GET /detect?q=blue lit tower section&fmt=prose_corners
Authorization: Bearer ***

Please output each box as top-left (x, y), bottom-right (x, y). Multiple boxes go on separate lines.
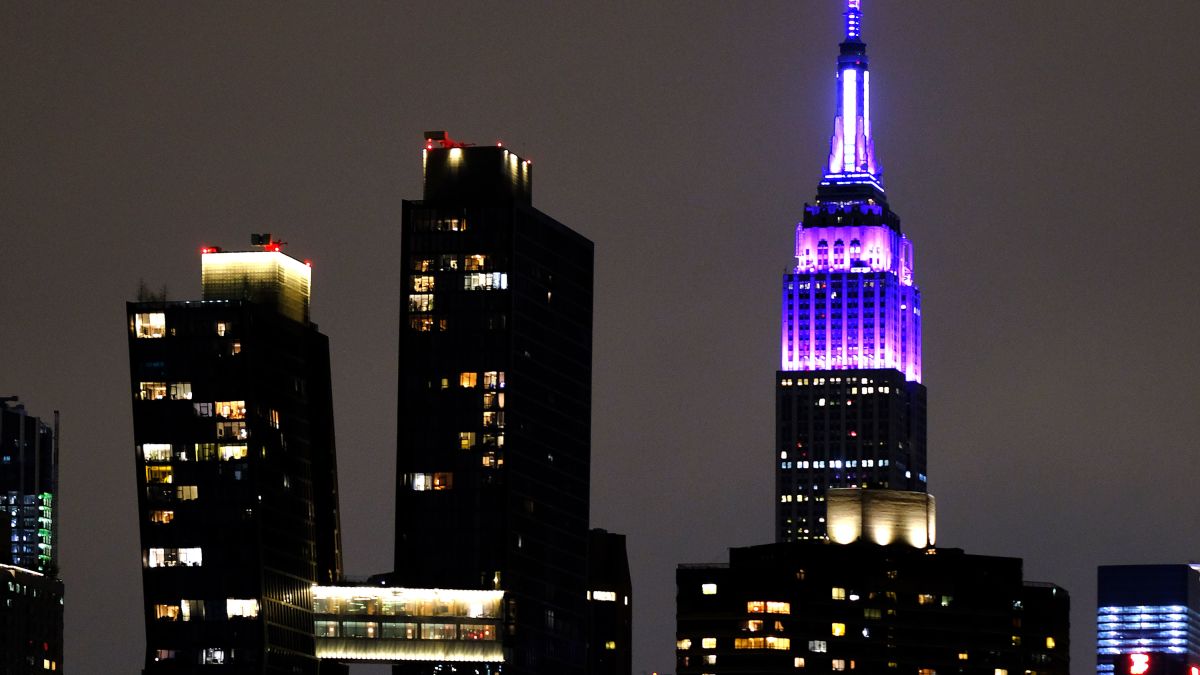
top-left (775, 0), bottom-right (927, 542)
top-left (1096, 565), bottom-right (1200, 675)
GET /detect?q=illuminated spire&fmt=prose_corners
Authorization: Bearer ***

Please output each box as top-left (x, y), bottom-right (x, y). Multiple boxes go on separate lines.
top-left (821, 0), bottom-right (883, 199)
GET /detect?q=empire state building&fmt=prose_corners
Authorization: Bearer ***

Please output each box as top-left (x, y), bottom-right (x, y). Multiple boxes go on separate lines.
top-left (776, 0), bottom-right (927, 541)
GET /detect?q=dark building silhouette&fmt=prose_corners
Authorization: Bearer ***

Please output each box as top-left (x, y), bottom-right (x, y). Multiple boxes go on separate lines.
top-left (1096, 564), bottom-right (1200, 675)
top-left (126, 239), bottom-right (345, 674)
top-left (776, 0), bottom-right (927, 543)
top-left (394, 132), bottom-right (594, 674)
top-left (677, 541), bottom-right (1069, 675)
top-left (0, 398), bottom-right (63, 673)
top-left (0, 398), bottom-right (58, 574)
top-left (587, 529), bottom-right (632, 675)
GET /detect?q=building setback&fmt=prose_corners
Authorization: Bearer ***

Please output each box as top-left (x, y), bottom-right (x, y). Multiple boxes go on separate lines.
top-left (1096, 564), bottom-right (1200, 675)
top-left (126, 240), bottom-right (345, 674)
top-left (0, 399), bottom-right (63, 674)
top-left (393, 132), bottom-right (594, 674)
top-left (776, 0), bottom-right (927, 543)
top-left (677, 541), bottom-right (1069, 675)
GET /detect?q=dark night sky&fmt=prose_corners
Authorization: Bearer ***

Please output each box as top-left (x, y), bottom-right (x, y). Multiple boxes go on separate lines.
top-left (3, 2), bottom-right (1199, 673)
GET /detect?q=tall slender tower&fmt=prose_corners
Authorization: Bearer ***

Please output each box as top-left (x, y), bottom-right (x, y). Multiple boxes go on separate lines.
top-left (395, 132), bottom-right (594, 674)
top-left (776, 0), bottom-right (927, 541)
top-left (127, 238), bottom-right (345, 674)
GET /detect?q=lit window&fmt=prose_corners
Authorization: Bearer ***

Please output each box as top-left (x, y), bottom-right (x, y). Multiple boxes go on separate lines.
top-left (180, 599), bottom-right (205, 621)
top-left (154, 603), bottom-right (180, 620)
top-left (412, 275), bottom-right (435, 292)
top-left (219, 444), bottom-right (248, 461)
top-left (193, 402), bottom-right (213, 417)
top-left (957, 652), bottom-right (969, 661)
top-left (1045, 636), bottom-right (1055, 649)
top-left (463, 272), bottom-right (509, 291)
top-left (766, 601), bottom-right (791, 614)
top-left (460, 372), bottom-right (478, 388)
top-left (747, 601), bottom-right (766, 613)
top-left (592, 590), bottom-right (617, 602)
top-left (226, 598), bottom-right (259, 618)
top-left (463, 254), bottom-right (488, 271)
top-left (994, 670), bottom-right (1008, 675)
top-left (142, 444), bottom-right (173, 462)
top-left (795, 657), bottom-right (806, 668)
top-left (832, 587), bottom-right (846, 600)
top-left (215, 401), bottom-right (246, 419)
top-left (832, 659), bottom-right (846, 671)
top-left (421, 623), bottom-right (457, 640)
top-left (200, 648), bottom-right (224, 665)
top-left (175, 485), bottom-right (198, 500)
top-left (461, 624), bottom-right (495, 640)
top-left (269, 409), bottom-right (280, 429)
top-left (701, 637), bottom-right (716, 649)
top-left (702, 583), bottom-right (717, 595)
top-left (147, 547), bottom-right (203, 568)
top-left (460, 432), bottom-right (476, 450)
top-left (149, 510), bottom-right (174, 524)
top-left (408, 293), bottom-right (435, 312)
top-left (808, 640), bottom-right (826, 653)
top-left (410, 472), bottom-right (453, 491)
top-left (832, 622), bottom-right (846, 637)
top-left (483, 371), bottom-right (505, 389)
top-left (169, 383), bottom-right (192, 400)
top-left (482, 411), bottom-right (505, 428)
top-left (410, 316), bottom-right (434, 331)
top-left (746, 619), bottom-right (762, 632)
top-left (138, 382), bottom-right (168, 400)
top-left (134, 313), bottom-right (167, 338)
top-left (216, 420), bottom-right (247, 440)
top-left (145, 466), bottom-right (173, 484)
top-left (153, 649), bottom-right (176, 661)
top-left (703, 655), bottom-right (716, 665)
top-left (677, 639), bottom-right (692, 650)
top-left (917, 593), bottom-right (935, 605)
top-left (605, 641), bottom-right (616, 650)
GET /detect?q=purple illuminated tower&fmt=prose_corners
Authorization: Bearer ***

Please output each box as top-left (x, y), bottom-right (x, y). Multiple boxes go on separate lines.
top-left (775, 0), bottom-right (926, 542)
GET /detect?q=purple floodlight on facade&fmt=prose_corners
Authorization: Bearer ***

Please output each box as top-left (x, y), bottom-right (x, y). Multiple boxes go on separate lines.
top-left (781, 0), bottom-right (922, 383)
top-left (823, 0), bottom-right (881, 190)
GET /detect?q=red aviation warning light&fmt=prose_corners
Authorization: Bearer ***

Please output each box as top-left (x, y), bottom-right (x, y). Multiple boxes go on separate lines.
top-left (1128, 653), bottom-right (1150, 675)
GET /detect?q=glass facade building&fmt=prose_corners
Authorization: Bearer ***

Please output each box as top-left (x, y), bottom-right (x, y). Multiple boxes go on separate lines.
top-left (127, 240), bottom-right (345, 674)
top-left (394, 135), bottom-right (594, 674)
top-left (776, 0), bottom-right (927, 542)
top-left (1096, 565), bottom-right (1200, 675)
top-left (0, 399), bottom-right (63, 674)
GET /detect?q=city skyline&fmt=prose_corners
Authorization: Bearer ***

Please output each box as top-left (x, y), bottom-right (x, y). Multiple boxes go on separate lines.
top-left (4, 2), bottom-right (1200, 673)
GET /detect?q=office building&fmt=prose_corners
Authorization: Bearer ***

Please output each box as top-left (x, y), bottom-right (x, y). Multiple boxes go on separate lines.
top-left (127, 238), bottom-right (345, 674)
top-left (0, 398), bottom-right (58, 574)
top-left (0, 398), bottom-right (63, 674)
top-left (394, 131), bottom-right (594, 674)
top-left (1096, 564), bottom-right (1200, 675)
top-left (776, 0), bottom-right (927, 541)
top-left (587, 529), bottom-right (633, 675)
top-left (677, 538), bottom-right (1069, 675)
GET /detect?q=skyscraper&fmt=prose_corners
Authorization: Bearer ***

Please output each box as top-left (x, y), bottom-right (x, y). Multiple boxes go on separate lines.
top-left (776, 0), bottom-right (926, 542)
top-left (127, 238), bottom-right (345, 674)
top-left (1096, 564), bottom-right (1200, 675)
top-left (0, 398), bottom-right (63, 674)
top-left (394, 132), bottom-right (594, 674)
top-left (0, 398), bottom-right (58, 574)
